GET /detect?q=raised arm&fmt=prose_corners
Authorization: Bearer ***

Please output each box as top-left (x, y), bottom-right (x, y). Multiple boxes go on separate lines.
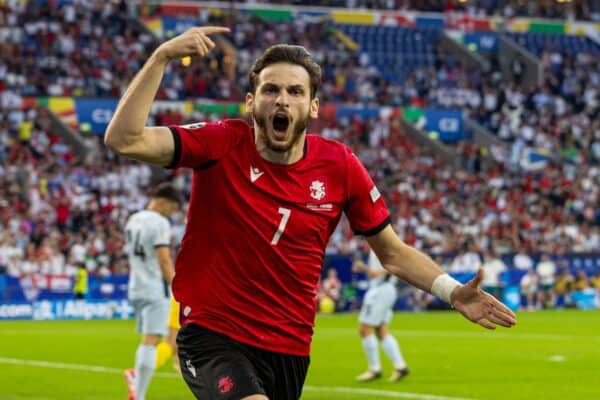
top-left (366, 225), bottom-right (517, 329)
top-left (104, 26), bottom-right (230, 166)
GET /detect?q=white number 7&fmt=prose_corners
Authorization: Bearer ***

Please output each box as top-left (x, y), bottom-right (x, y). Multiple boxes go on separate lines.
top-left (271, 207), bottom-right (291, 245)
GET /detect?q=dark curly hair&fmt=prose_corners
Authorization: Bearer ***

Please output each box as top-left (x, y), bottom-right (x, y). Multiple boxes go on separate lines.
top-left (248, 44), bottom-right (321, 99)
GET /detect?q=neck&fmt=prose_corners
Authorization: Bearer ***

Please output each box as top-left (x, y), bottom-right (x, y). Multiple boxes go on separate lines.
top-left (147, 201), bottom-right (166, 218)
top-left (255, 130), bottom-right (306, 165)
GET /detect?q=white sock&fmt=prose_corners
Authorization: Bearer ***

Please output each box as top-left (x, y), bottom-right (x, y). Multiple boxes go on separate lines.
top-left (361, 334), bottom-right (381, 372)
top-left (135, 344), bottom-right (157, 400)
top-left (381, 334), bottom-right (407, 370)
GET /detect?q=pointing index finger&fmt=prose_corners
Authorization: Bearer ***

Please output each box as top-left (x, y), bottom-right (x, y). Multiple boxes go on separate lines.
top-left (199, 26), bottom-right (231, 35)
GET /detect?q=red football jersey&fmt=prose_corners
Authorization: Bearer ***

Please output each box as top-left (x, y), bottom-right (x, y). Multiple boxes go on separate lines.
top-left (169, 119), bottom-right (390, 356)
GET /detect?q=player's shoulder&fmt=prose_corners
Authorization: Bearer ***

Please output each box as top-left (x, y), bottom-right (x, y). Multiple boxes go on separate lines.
top-left (176, 118), bottom-right (252, 140)
top-left (128, 209), bottom-right (168, 226)
top-left (125, 210), bottom-right (143, 224)
top-left (147, 210), bottom-right (170, 226)
top-left (306, 134), bottom-right (353, 162)
top-left (218, 118), bottom-right (253, 136)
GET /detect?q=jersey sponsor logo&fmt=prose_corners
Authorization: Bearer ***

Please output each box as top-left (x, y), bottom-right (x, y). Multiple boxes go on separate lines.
top-left (370, 186), bottom-right (381, 203)
top-left (250, 166), bottom-right (264, 183)
top-left (217, 375), bottom-right (235, 394)
top-left (309, 180), bottom-right (326, 200)
top-left (179, 122), bottom-right (206, 130)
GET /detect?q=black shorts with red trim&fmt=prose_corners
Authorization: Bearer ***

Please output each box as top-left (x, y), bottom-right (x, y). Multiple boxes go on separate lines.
top-left (177, 323), bottom-right (310, 399)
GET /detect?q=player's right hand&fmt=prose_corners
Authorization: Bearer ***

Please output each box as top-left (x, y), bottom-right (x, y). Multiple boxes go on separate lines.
top-left (155, 26), bottom-right (231, 62)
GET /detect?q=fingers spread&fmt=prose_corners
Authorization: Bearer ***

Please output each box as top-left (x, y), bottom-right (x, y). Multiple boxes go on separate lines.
top-left (195, 35), bottom-right (208, 56)
top-left (493, 300), bottom-right (517, 319)
top-left (495, 307), bottom-right (517, 326)
top-left (489, 298), bottom-right (517, 325)
top-left (486, 311), bottom-right (514, 328)
top-left (477, 318), bottom-right (496, 330)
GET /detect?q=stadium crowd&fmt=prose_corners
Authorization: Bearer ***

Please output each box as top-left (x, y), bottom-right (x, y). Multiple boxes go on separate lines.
top-left (250, 0), bottom-right (600, 21)
top-left (0, 0), bottom-right (153, 98)
top-left (0, 2), bottom-right (598, 311)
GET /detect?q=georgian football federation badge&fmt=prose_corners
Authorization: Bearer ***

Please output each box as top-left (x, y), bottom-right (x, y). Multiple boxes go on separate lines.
top-left (309, 180), bottom-right (326, 200)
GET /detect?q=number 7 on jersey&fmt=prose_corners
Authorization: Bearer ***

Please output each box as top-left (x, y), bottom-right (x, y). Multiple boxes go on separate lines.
top-left (271, 207), bottom-right (291, 245)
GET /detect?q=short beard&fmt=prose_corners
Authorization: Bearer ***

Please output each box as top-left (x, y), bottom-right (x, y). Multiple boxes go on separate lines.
top-left (254, 107), bottom-right (308, 153)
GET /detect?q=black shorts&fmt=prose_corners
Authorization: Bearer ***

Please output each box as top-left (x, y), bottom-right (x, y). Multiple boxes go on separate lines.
top-left (177, 323), bottom-right (310, 400)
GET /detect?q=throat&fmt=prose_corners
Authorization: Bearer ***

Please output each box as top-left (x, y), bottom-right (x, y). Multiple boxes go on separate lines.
top-left (255, 135), bottom-right (307, 165)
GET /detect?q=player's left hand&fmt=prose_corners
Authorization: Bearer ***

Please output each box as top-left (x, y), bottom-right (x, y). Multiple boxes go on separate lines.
top-left (450, 268), bottom-right (517, 329)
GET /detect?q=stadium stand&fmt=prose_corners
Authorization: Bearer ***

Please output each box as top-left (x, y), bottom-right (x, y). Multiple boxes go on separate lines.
top-left (0, 1), bottom-right (598, 312)
top-left (244, 0), bottom-right (600, 21)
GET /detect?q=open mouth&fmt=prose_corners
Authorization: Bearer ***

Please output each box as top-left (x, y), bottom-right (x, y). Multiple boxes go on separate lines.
top-left (271, 113), bottom-right (290, 139)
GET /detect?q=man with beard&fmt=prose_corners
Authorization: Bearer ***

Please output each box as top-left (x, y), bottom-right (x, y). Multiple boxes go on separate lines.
top-left (105, 26), bottom-right (516, 400)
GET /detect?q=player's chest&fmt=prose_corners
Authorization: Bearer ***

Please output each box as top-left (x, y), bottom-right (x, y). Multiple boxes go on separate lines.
top-left (195, 154), bottom-right (344, 246)
top-left (220, 154), bottom-right (346, 216)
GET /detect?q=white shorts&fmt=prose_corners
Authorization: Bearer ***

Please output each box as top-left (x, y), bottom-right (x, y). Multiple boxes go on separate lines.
top-left (131, 298), bottom-right (170, 336)
top-left (359, 282), bottom-right (397, 327)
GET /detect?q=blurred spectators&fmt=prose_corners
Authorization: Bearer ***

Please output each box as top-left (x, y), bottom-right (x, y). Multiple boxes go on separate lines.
top-left (250, 0), bottom-right (599, 21)
top-left (0, 3), bottom-right (598, 285)
top-left (513, 248), bottom-right (534, 270)
top-left (520, 268), bottom-right (539, 310)
top-left (0, 101), bottom-right (193, 279)
top-left (536, 254), bottom-right (556, 307)
top-left (318, 267), bottom-right (343, 311)
top-left (481, 249), bottom-right (506, 299)
top-left (0, 1), bottom-right (155, 98)
top-left (322, 112), bottom-right (599, 256)
top-left (553, 268), bottom-right (574, 307)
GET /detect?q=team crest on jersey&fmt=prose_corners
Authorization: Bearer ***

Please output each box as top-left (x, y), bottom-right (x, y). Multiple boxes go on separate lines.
top-left (309, 180), bottom-right (326, 200)
top-left (180, 122), bottom-right (206, 130)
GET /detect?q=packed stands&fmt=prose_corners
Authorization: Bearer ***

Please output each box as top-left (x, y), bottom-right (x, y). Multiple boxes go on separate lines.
top-left (248, 0), bottom-right (600, 21)
top-left (0, 1), bottom-right (155, 98)
top-left (0, 2), bottom-right (598, 311)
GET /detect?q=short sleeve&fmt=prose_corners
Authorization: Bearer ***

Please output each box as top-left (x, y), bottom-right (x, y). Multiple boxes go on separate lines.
top-left (167, 119), bottom-right (249, 169)
top-left (344, 148), bottom-right (390, 236)
top-left (153, 218), bottom-right (171, 248)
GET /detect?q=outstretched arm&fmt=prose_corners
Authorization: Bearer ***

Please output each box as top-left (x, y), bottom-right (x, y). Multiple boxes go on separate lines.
top-left (366, 225), bottom-right (516, 329)
top-left (104, 26), bottom-right (230, 166)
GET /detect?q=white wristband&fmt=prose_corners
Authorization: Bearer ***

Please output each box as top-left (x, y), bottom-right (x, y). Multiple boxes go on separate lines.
top-left (431, 274), bottom-right (461, 305)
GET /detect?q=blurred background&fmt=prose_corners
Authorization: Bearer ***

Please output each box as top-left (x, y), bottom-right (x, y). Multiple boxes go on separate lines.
top-left (0, 1), bottom-right (598, 399)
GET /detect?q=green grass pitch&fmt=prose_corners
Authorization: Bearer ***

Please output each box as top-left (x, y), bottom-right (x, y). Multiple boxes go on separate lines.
top-left (1, 309), bottom-right (598, 399)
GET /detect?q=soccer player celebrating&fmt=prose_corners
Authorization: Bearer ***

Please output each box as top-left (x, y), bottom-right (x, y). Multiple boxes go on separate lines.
top-left (123, 183), bottom-right (181, 400)
top-left (105, 26), bottom-right (516, 400)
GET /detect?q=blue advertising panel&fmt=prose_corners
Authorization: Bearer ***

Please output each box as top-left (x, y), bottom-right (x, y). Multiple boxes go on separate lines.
top-left (423, 109), bottom-right (463, 142)
top-left (0, 299), bottom-right (134, 321)
top-left (74, 98), bottom-right (118, 134)
top-left (464, 32), bottom-right (498, 53)
top-left (336, 106), bottom-right (381, 120)
top-left (502, 285), bottom-right (521, 311)
top-left (161, 17), bottom-right (197, 38)
top-left (415, 17), bottom-right (444, 28)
